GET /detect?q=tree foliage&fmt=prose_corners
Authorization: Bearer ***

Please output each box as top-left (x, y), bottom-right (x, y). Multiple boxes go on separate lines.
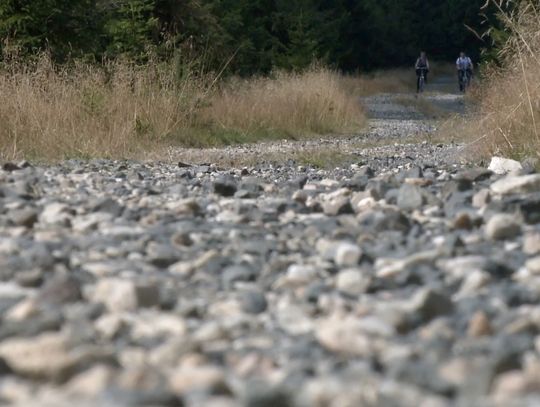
top-left (0, 0), bottom-right (495, 72)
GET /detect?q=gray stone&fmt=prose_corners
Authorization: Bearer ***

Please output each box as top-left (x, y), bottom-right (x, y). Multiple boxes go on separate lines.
top-left (222, 265), bottom-right (257, 288)
top-left (37, 275), bottom-right (83, 305)
top-left (409, 288), bottom-right (453, 322)
top-left (239, 290), bottom-right (268, 314)
top-left (8, 208), bottom-right (38, 228)
top-left (244, 383), bottom-right (294, 407)
top-left (214, 176), bottom-right (237, 197)
top-left (485, 214), bottom-right (522, 240)
top-left (397, 184), bottom-right (424, 211)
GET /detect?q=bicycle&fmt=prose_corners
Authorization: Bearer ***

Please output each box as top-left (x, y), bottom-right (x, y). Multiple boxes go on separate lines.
top-left (417, 68), bottom-right (428, 93)
top-left (458, 69), bottom-right (471, 92)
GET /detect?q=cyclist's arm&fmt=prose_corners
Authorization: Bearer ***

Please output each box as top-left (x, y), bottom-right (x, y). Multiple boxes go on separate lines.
top-left (426, 60), bottom-right (430, 70)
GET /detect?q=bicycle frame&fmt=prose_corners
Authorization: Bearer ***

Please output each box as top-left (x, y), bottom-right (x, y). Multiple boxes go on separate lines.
top-left (459, 69), bottom-right (470, 92)
top-left (417, 68), bottom-right (428, 93)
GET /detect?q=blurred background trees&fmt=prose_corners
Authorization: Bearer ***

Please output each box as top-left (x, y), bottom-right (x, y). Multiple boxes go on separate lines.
top-left (0, 0), bottom-right (494, 72)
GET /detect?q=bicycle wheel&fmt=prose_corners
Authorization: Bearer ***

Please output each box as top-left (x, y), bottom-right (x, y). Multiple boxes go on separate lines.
top-left (419, 75), bottom-right (425, 93)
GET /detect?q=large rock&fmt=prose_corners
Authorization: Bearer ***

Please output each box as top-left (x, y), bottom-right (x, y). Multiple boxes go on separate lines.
top-left (490, 174), bottom-right (540, 195)
top-left (488, 156), bottom-right (523, 175)
top-left (0, 332), bottom-right (114, 382)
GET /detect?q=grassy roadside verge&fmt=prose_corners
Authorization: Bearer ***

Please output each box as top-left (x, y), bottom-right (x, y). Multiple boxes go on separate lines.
top-left (0, 56), bottom-right (413, 162)
top-left (441, 0), bottom-right (540, 161)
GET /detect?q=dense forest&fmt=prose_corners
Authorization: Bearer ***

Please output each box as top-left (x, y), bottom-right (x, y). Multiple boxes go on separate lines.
top-left (0, 0), bottom-right (494, 73)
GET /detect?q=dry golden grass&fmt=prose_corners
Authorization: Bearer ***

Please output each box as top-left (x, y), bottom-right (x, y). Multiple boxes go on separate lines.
top-left (447, 0), bottom-right (540, 160)
top-left (0, 59), bottom-right (368, 161)
top-left (0, 56), bottom-right (209, 161)
top-left (200, 68), bottom-right (366, 140)
top-left (338, 68), bottom-right (414, 97)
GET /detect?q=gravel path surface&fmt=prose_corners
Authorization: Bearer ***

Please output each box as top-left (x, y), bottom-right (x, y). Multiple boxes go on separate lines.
top-left (1, 82), bottom-right (540, 406)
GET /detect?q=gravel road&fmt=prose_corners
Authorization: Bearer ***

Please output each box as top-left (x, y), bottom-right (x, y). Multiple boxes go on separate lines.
top-left (1, 81), bottom-right (540, 406)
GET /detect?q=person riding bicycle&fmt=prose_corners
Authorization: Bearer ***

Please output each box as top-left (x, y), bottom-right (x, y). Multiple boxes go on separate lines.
top-left (415, 51), bottom-right (430, 93)
top-left (456, 52), bottom-right (473, 92)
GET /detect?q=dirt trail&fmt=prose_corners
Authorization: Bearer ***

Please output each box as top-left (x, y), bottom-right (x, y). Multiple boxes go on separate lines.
top-left (173, 74), bottom-right (467, 168)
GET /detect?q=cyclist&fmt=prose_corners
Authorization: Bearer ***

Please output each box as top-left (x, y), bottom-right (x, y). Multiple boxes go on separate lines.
top-left (415, 51), bottom-right (430, 93)
top-left (456, 52), bottom-right (473, 92)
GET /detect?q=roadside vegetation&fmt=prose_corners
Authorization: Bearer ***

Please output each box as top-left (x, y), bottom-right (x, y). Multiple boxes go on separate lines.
top-left (0, 57), bottom-right (371, 161)
top-left (0, 0), bottom-right (500, 161)
top-left (451, 0), bottom-right (540, 160)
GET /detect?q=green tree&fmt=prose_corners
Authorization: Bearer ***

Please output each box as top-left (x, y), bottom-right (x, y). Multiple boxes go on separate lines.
top-left (102, 0), bottom-right (157, 59)
top-left (0, 0), bottom-right (103, 60)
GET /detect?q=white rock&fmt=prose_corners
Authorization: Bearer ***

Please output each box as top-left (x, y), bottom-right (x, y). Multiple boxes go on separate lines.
top-left (437, 256), bottom-right (489, 280)
top-left (488, 156), bottom-right (523, 175)
top-left (526, 256), bottom-right (540, 275)
top-left (276, 299), bottom-right (314, 335)
top-left (472, 189), bottom-right (491, 208)
top-left (91, 278), bottom-right (159, 312)
top-left (376, 250), bottom-right (440, 278)
top-left (169, 365), bottom-right (227, 394)
top-left (316, 314), bottom-right (381, 356)
top-left (285, 264), bottom-right (319, 286)
top-left (458, 270), bottom-right (491, 297)
top-left (0, 332), bottom-right (110, 382)
top-left (292, 190), bottom-right (308, 203)
top-left (336, 269), bottom-right (369, 295)
top-left (523, 232), bottom-right (540, 255)
top-left (94, 314), bottom-right (127, 340)
top-left (5, 298), bottom-right (40, 321)
top-left (491, 371), bottom-right (528, 399)
top-left (67, 364), bottom-right (115, 396)
top-left (129, 311), bottom-right (187, 340)
top-left (39, 202), bottom-right (72, 225)
top-left (72, 213), bottom-right (113, 233)
top-left (334, 242), bottom-right (362, 267)
top-left (490, 174), bottom-right (540, 195)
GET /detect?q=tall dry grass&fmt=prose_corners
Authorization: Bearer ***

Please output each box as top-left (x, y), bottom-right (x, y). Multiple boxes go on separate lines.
top-left (202, 69), bottom-right (365, 139)
top-left (0, 58), bottom-right (367, 161)
top-left (453, 0), bottom-right (540, 159)
top-left (0, 56), bottom-right (209, 161)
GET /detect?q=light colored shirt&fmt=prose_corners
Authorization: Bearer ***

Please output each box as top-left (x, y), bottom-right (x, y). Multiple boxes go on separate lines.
top-left (456, 56), bottom-right (472, 70)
